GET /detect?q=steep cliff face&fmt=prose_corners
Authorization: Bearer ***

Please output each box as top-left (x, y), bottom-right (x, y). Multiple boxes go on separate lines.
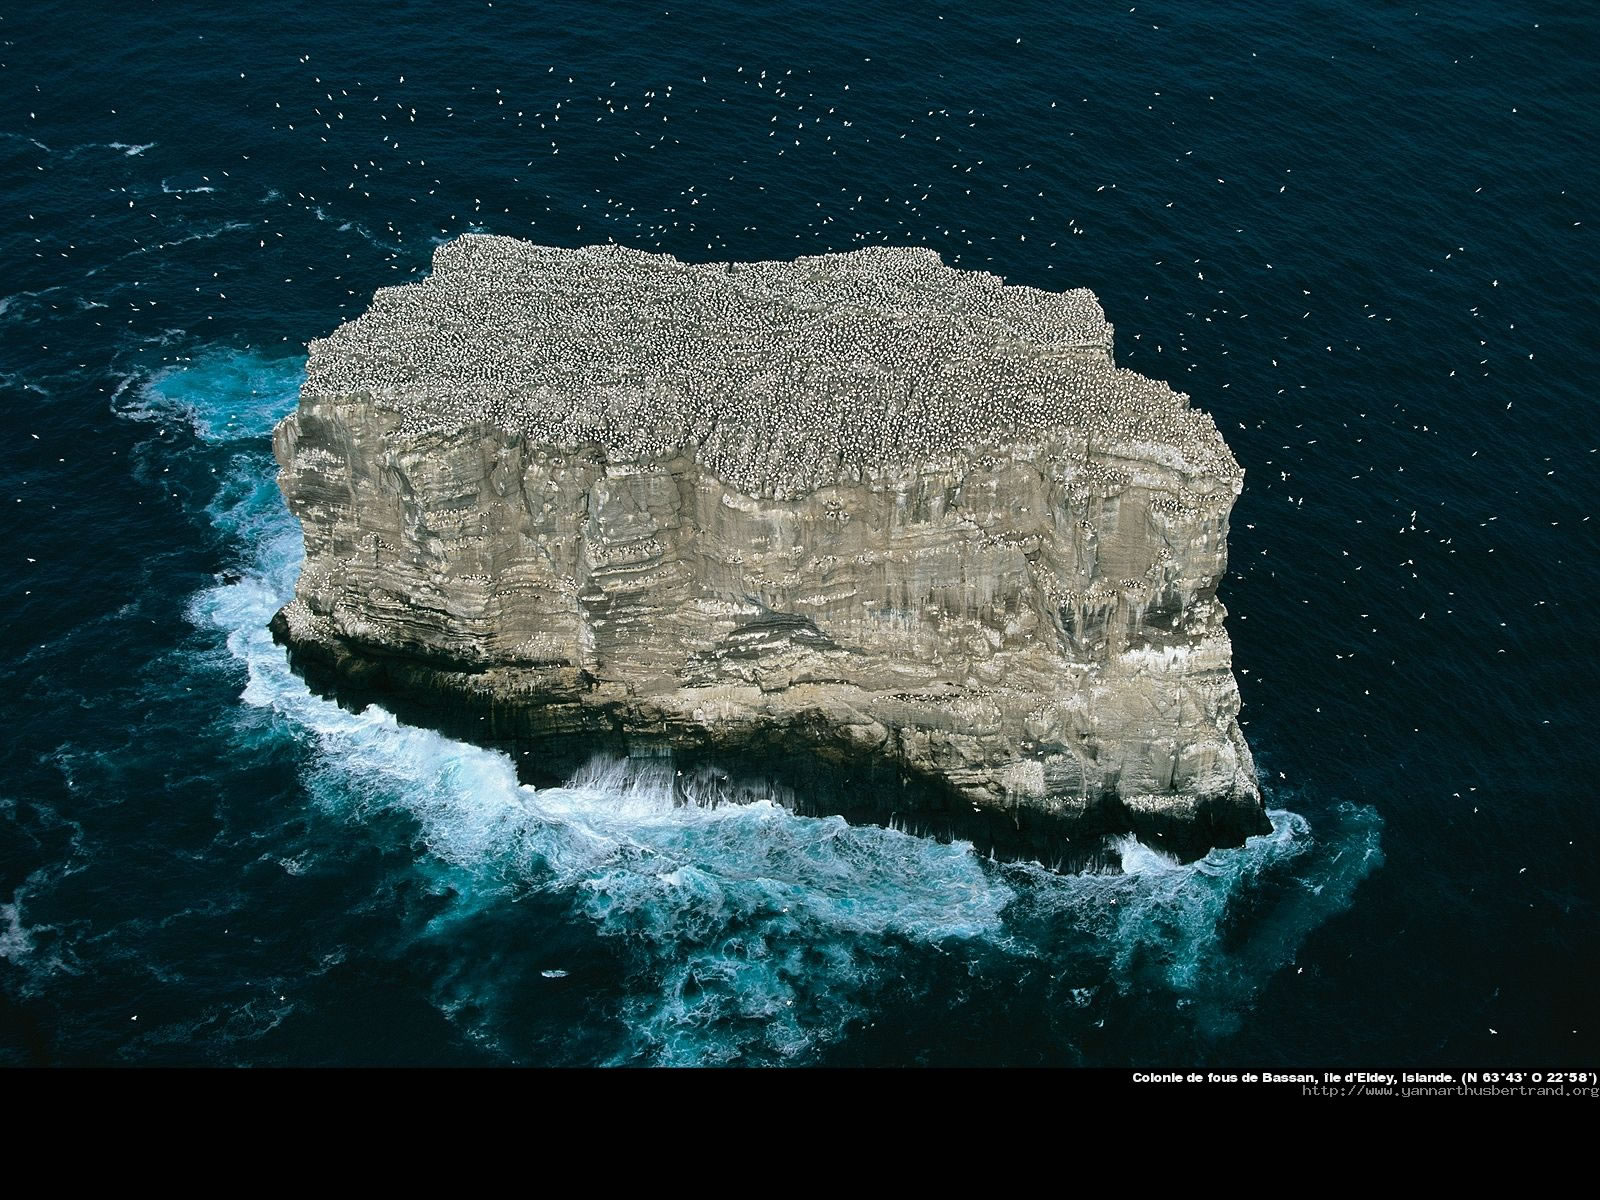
top-left (272, 235), bottom-right (1265, 861)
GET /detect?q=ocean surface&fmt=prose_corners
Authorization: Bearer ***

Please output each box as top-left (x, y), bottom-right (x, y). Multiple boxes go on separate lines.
top-left (1, 0), bottom-right (1594, 1067)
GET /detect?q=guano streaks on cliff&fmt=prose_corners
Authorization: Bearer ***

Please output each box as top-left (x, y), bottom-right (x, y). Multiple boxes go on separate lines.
top-left (275, 235), bottom-right (1266, 863)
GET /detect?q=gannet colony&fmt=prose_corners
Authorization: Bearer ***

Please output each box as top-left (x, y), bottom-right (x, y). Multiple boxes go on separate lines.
top-left (272, 234), bottom-right (1266, 862)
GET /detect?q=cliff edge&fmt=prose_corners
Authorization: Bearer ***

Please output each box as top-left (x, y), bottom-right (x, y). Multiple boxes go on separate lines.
top-left (271, 234), bottom-right (1266, 863)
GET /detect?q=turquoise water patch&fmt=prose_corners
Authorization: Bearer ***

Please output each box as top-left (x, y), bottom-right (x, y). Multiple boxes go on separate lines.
top-left (120, 350), bottom-right (304, 444)
top-left (162, 350), bottom-right (1384, 1064)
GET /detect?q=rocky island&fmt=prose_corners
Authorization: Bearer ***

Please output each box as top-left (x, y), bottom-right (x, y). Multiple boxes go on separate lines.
top-left (271, 234), bottom-right (1266, 863)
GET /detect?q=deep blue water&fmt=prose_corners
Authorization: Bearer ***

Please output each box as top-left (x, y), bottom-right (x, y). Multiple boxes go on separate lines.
top-left (1, 0), bottom-right (1594, 1066)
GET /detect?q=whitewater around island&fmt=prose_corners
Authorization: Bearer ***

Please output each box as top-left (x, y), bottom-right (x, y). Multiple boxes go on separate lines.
top-left (92, 347), bottom-right (1386, 1063)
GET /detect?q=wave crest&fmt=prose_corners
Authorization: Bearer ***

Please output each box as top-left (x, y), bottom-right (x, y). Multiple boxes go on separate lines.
top-left (159, 349), bottom-right (1381, 1064)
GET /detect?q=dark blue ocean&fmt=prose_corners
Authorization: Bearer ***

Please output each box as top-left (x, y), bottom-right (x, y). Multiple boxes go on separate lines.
top-left (1, 0), bottom-right (1595, 1067)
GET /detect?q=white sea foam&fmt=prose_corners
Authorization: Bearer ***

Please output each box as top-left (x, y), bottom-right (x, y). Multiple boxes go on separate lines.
top-left (0, 287), bottom-right (65, 323)
top-left (153, 348), bottom-right (1383, 1063)
top-left (0, 131), bottom-right (52, 153)
top-left (0, 903), bottom-right (33, 962)
top-left (0, 853), bottom-right (88, 987)
top-left (110, 220), bottom-right (252, 266)
top-left (120, 351), bottom-right (303, 442)
top-left (308, 204), bottom-right (403, 252)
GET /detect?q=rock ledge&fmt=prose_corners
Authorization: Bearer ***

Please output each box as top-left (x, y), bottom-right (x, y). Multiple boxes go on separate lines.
top-left (273, 235), bottom-right (1266, 863)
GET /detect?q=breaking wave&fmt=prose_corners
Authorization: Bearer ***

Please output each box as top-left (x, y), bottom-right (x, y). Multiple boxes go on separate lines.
top-left (151, 349), bottom-right (1382, 1063)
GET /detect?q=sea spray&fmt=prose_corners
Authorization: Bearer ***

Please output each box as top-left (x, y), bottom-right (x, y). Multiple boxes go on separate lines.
top-left (160, 350), bottom-right (1383, 1064)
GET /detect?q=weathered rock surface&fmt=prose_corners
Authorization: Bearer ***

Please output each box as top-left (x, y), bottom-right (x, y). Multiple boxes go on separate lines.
top-left (271, 234), bottom-right (1266, 862)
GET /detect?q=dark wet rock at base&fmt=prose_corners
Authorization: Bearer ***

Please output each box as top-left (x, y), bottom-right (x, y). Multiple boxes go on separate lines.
top-left (272, 235), bottom-right (1268, 864)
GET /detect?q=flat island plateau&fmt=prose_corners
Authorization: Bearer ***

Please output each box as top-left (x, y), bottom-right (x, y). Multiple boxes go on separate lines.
top-left (270, 234), bottom-right (1268, 864)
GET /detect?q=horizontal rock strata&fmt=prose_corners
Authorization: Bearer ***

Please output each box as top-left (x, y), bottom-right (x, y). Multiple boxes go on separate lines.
top-left (272, 235), bottom-right (1266, 863)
